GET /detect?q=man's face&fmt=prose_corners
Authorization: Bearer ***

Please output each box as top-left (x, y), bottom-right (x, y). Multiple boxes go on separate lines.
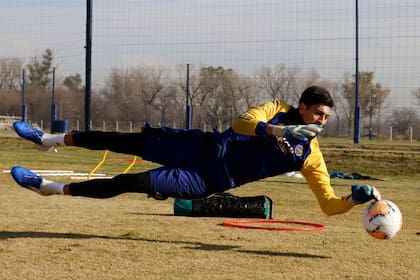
top-left (299, 103), bottom-right (331, 126)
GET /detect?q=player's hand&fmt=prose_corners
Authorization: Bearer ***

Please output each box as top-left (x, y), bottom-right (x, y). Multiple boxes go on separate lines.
top-left (272, 124), bottom-right (323, 141)
top-left (350, 184), bottom-right (381, 204)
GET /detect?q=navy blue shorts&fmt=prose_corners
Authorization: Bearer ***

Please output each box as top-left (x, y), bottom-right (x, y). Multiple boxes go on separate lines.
top-left (149, 167), bottom-right (214, 198)
top-left (142, 125), bottom-right (233, 198)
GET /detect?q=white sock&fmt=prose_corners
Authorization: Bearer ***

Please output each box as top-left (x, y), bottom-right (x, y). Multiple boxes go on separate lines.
top-left (42, 133), bottom-right (66, 146)
top-left (40, 179), bottom-right (65, 195)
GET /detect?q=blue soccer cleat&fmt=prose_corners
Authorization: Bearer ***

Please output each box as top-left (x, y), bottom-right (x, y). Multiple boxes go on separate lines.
top-left (11, 166), bottom-right (43, 194)
top-left (13, 121), bottom-right (45, 145)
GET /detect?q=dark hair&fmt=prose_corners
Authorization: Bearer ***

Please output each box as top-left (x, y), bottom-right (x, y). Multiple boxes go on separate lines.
top-left (299, 85), bottom-right (334, 108)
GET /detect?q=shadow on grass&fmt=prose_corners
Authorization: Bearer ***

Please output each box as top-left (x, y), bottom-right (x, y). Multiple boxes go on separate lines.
top-left (0, 230), bottom-right (330, 259)
top-left (127, 212), bottom-right (174, 216)
top-left (263, 178), bottom-right (352, 187)
top-left (185, 244), bottom-right (330, 259)
top-left (262, 179), bottom-right (308, 185)
top-left (235, 249), bottom-right (330, 258)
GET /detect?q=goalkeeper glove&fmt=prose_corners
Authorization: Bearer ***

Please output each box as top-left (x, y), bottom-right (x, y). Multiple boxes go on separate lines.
top-left (272, 124), bottom-right (323, 141)
top-left (350, 184), bottom-right (381, 204)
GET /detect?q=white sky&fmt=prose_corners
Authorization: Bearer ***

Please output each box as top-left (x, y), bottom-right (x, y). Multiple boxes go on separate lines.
top-left (1, 0), bottom-right (419, 110)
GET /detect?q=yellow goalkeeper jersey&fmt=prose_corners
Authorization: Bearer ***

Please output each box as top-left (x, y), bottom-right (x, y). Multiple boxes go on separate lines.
top-left (231, 99), bottom-right (354, 216)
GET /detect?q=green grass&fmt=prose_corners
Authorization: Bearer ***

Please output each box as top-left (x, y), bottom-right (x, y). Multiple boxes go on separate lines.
top-left (1, 137), bottom-right (419, 279)
top-left (320, 137), bottom-right (420, 179)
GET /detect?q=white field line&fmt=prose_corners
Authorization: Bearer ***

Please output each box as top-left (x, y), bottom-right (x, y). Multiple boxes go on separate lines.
top-left (2, 169), bottom-right (107, 177)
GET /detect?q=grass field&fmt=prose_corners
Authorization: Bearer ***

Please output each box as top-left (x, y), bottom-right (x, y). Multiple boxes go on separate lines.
top-left (0, 136), bottom-right (419, 279)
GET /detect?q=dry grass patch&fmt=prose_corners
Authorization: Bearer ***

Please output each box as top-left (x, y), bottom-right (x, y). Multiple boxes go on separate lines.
top-left (0, 137), bottom-right (419, 279)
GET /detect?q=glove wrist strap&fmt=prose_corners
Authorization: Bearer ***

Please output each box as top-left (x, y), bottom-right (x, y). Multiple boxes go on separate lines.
top-left (272, 125), bottom-right (285, 136)
top-left (343, 194), bottom-right (357, 206)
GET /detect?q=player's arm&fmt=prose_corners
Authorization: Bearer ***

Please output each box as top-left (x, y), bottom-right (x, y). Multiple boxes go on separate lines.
top-left (301, 139), bottom-right (353, 215)
top-left (232, 100), bottom-right (323, 141)
top-left (301, 139), bottom-right (380, 215)
top-left (232, 100), bottom-right (290, 136)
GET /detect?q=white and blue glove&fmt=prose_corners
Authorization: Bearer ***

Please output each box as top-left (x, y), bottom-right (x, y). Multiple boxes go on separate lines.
top-left (272, 124), bottom-right (324, 141)
top-left (350, 184), bottom-right (381, 204)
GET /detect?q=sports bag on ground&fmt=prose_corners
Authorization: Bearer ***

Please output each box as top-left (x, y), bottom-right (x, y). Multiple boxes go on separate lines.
top-left (173, 193), bottom-right (273, 219)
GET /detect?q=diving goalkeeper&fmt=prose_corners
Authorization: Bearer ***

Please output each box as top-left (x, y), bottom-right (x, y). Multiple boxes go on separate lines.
top-left (10, 85), bottom-right (380, 215)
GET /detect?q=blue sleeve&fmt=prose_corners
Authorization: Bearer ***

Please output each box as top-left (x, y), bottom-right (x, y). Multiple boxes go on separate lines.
top-left (255, 121), bottom-right (268, 136)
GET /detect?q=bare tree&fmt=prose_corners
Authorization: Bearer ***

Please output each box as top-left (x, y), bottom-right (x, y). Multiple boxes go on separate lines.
top-left (341, 73), bottom-right (356, 135)
top-left (257, 64), bottom-right (294, 101)
top-left (136, 66), bottom-right (167, 123)
top-left (234, 73), bottom-right (260, 109)
top-left (389, 109), bottom-right (419, 139)
top-left (256, 65), bottom-right (320, 105)
top-left (412, 87), bottom-right (420, 106)
top-left (0, 91), bottom-right (21, 115)
top-left (289, 68), bottom-right (320, 104)
top-left (194, 66), bottom-right (223, 128)
top-left (202, 66), bottom-right (242, 130)
top-left (341, 71), bottom-right (389, 137)
top-left (91, 87), bottom-right (119, 129)
top-left (155, 82), bottom-right (183, 127)
top-left (21, 49), bottom-right (55, 122)
top-left (108, 68), bottom-right (138, 121)
top-left (0, 57), bottom-right (23, 91)
top-left (177, 64), bottom-right (212, 129)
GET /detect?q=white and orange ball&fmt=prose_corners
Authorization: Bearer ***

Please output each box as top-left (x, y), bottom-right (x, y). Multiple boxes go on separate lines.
top-left (363, 200), bottom-right (402, 240)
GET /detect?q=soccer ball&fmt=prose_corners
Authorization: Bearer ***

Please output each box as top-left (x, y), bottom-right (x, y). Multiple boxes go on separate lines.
top-left (362, 200), bottom-right (402, 240)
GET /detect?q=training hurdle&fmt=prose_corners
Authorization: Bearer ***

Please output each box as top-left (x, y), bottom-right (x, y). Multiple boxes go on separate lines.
top-left (3, 150), bottom-right (141, 180)
top-left (87, 150), bottom-right (139, 180)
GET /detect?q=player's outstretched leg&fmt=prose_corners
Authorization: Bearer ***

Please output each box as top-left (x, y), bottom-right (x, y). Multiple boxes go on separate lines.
top-left (13, 121), bottom-right (65, 147)
top-left (10, 166), bottom-right (64, 196)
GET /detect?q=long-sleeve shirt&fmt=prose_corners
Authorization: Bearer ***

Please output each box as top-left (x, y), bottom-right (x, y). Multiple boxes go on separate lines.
top-left (230, 99), bottom-right (353, 216)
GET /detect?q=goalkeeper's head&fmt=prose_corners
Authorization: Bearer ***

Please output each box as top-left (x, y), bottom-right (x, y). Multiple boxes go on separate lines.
top-left (299, 85), bottom-right (334, 108)
top-left (298, 86), bottom-right (333, 126)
